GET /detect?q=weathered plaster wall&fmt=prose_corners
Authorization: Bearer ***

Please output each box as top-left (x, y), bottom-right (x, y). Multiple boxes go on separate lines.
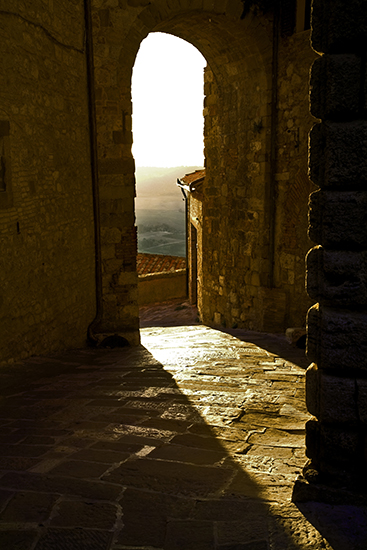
top-left (0, 1), bottom-right (96, 363)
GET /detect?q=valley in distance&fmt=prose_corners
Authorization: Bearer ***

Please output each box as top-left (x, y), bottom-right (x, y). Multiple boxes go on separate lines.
top-left (135, 166), bottom-right (203, 257)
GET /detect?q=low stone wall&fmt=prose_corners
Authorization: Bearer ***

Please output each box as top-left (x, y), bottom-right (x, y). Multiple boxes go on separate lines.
top-left (138, 270), bottom-right (187, 306)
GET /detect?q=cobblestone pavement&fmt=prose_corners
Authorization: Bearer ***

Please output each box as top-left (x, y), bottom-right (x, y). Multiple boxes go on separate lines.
top-left (0, 320), bottom-right (366, 549)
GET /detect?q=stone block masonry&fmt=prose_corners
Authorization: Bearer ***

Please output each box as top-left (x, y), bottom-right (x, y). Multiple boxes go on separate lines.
top-left (0, 2), bottom-right (96, 363)
top-left (299, 0), bottom-right (367, 495)
top-left (200, 7), bottom-right (317, 332)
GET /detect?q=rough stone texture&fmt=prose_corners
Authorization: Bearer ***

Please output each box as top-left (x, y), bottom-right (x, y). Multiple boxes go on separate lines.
top-left (309, 121), bottom-right (367, 188)
top-left (311, 0), bottom-right (367, 54)
top-left (310, 54), bottom-right (362, 119)
top-left (308, 190), bottom-right (367, 248)
top-left (199, 13), bottom-right (317, 332)
top-left (0, 322), bottom-right (364, 548)
top-left (306, 364), bottom-right (359, 424)
top-left (306, 248), bottom-right (367, 306)
top-left (307, 304), bottom-right (367, 372)
top-left (0, 1), bottom-right (96, 364)
top-left (305, 0), bottom-right (367, 492)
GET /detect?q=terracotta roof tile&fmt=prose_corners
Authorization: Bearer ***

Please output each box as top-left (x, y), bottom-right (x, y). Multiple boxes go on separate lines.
top-left (180, 169), bottom-right (205, 186)
top-left (137, 253), bottom-right (186, 276)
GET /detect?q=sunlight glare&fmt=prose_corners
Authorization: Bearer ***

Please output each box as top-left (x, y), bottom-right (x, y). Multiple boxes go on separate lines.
top-left (132, 32), bottom-right (206, 168)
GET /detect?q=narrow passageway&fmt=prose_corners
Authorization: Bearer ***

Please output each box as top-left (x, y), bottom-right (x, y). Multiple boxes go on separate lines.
top-left (0, 314), bottom-right (366, 549)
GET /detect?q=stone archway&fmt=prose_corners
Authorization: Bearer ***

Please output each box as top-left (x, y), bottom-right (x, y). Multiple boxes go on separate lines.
top-left (91, 0), bottom-right (280, 342)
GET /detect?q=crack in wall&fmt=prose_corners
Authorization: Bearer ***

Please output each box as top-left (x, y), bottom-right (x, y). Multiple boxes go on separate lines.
top-left (0, 10), bottom-right (85, 54)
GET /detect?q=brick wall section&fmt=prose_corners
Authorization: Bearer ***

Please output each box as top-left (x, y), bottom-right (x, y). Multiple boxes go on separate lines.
top-left (0, 1), bottom-right (95, 364)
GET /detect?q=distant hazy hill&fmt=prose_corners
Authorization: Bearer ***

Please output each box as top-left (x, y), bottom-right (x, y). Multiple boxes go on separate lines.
top-left (135, 166), bottom-right (202, 256)
top-left (135, 166), bottom-right (203, 197)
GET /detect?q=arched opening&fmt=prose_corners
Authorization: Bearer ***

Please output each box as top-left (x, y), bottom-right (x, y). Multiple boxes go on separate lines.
top-left (131, 32), bottom-right (205, 314)
top-left (92, 0), bottom-right (316, 343)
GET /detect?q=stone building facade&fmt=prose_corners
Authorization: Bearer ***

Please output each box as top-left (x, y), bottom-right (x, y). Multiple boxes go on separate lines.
top-left (178, 169), bottom-right (204, 307)
top-left (1, 0), bottom-right (367, 494)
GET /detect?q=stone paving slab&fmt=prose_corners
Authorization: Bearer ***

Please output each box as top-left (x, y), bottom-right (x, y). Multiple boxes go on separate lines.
top-left (0, 324), bottom-right (366, 549)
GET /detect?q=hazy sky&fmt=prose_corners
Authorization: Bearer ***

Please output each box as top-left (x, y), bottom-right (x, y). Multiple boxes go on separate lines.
top-left (132, 32), bottom-right (206, 168)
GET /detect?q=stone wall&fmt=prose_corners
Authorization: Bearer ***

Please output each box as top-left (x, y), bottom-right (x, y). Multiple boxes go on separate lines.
top-left (0, 1), bottom-right (96, 364)
top-left (87, 0), bottom-right (319, 338)
top-left (138, 270), bottom-right (187, 306)
top-left (0, 0), bottom-right (320, 364)
top-left (91, 2), bottom-right (140, 344)
top-left (274, 27), bottom-right (318, 328)
top-left (301, 0), bottom-right (367, 493)
top-left (188, 193), bottom-right (202, 307)
top-left (200, 10), bottom-right (317, 332)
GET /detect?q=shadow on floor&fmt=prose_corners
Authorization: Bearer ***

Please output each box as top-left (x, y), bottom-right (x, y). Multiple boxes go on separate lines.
top-left (0, 325), bottom-right (365, 549)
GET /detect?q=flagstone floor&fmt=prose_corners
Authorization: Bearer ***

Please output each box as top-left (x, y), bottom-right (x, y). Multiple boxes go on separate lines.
top-left (0, 310), bottom-right (366, 549)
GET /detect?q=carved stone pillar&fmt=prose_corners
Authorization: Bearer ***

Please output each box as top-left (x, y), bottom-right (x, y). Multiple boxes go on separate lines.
top-left (294, 0), bottom-right (367, 501)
